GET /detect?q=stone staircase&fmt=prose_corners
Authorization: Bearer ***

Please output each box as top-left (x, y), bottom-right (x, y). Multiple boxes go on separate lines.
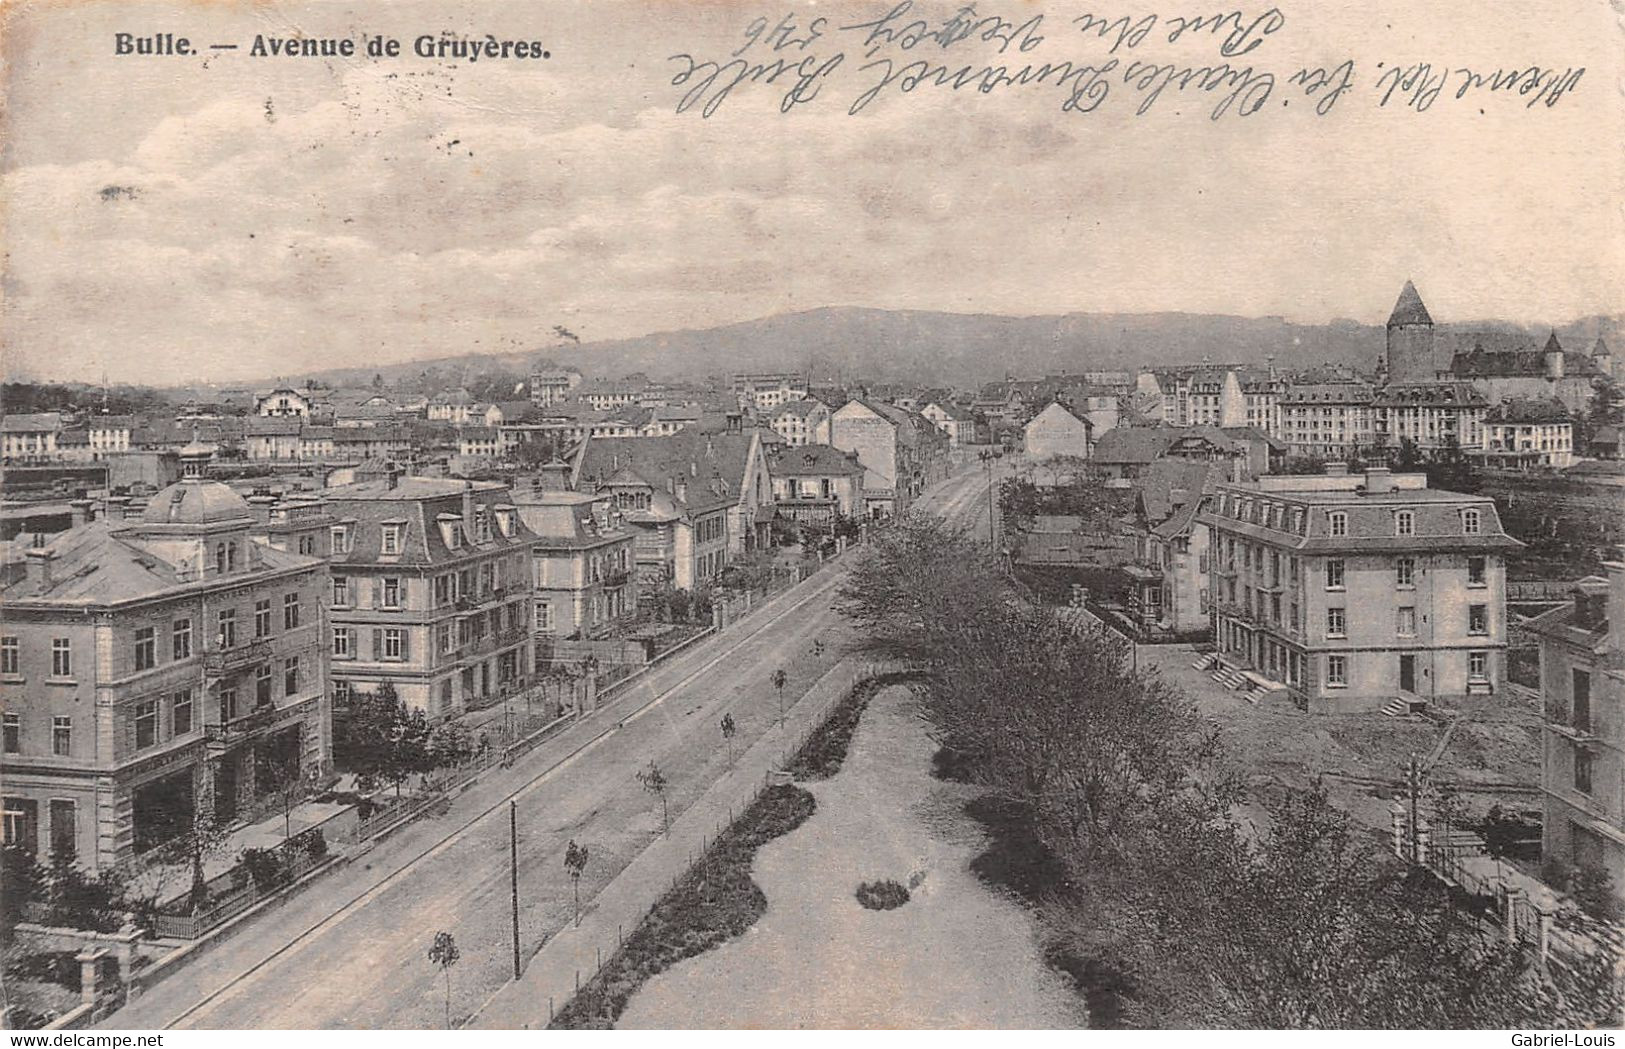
top-left (1380, 695), bottom-right (1426, 718)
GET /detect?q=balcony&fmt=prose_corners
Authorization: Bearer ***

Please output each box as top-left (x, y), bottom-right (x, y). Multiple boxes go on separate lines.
top-left (203, 703), bottom-right (279, 749)
top-left (604, 568), bottom-right (633, 589)
top-left (201, 638), bottom-right (272, 676)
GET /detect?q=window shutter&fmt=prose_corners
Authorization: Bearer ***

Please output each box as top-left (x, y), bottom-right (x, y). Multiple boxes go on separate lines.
top-left (373, 579), bottom-right (383, 608)
top-left (371, 629), bottom-right (382, 661)
top-left (400, 631), bottom-right (411, 663)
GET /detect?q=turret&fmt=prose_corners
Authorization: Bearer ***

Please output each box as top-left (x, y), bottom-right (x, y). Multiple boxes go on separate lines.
top-left (1383, 280), bottom-right (1436, 383)
top-left (1592, 337), bottom-right (1613, 379)
top-left (1543, 332), bottom-right (1564, 380)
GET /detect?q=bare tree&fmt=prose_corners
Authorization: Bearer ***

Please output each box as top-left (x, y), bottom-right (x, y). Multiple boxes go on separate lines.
top-left (771, 668), bottom-right (788, 727)
top-left (428, 930), bottom-right (460, 1029)
top-left (636, 761), bottom-right (669, 835)
top-left (720, 712), bottom-right (737, 768)
top-left (563, 840), bottom-right (589, 927)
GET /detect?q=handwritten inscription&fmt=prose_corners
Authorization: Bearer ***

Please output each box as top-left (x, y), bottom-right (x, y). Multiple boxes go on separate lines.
top-left (667, 3), bottom-right (1586, 120)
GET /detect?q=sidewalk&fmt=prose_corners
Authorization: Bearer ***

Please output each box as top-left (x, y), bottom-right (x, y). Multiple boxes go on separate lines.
top-left (469, 659), bottom-right (885, 1029)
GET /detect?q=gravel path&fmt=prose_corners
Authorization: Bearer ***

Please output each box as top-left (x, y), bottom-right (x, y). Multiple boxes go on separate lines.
top-left (618, 684), bottom-right (1086, 1029)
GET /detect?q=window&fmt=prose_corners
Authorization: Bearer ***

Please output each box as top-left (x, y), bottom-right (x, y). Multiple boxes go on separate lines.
top-left (1396, 557), bottom-right (1415, 587)
top-left (48, 800), bottom-right (74, 861)
top-left (1468, 651), bottom-right (1488, 681)
top-left (1468, 604), bottom-right (1488, 635)
top-left (255, 599), bottom-right (272, 638)
top-left (0, 637), bottom-right (17, 676)
top-left (333, 680), bottom-right (352, 705)
top-left (383, 628), bottom-right (405, 661)
top-left (1395, 510), bottom-right (1415, 536)
top-left (2, 714), bottom-right (19, 753)
top-left (173, 618), bottom-right (192, 660)
top-left (330, 525), bottom-right (348, 553)
top-left (535, 602), bottom-right (553, 632)
top-left (134, 700), bottom-right (158, 750)
top-left (51, 638), bottom-right (71, 678)
top-left (1467, 557), bottom-right (1486, 586)
top-left (220, 687), bottom-right (238, 724)
top-left (1328, 511), bottom-right (1347, 537)
top-left (218, 609), bottom-right (237, 649)
top-left (52, 716), bottom-right (71, 756)
top-left (283, 656), bottom-right (300, 696)
top-left (1327, 654), bottom-right (1347, 686)
top-left (1573, 670), bottom-right (1591, 733)
top-left (333, 576), bottom-right (350, 606)
top-left (1574, 748), bottom-right (1593, 795)
top-left (1327, 608), bottom-right (1346, 638)
top-left (381, 524), bottom-right (401, 555)
top-left (1326, 559), bottom-right (1345, 589)
top-left (134, 627), bottom-right (156, 671)
top-left (256, 663), bottom-right (273, 706)
top-left (284, 592), bottom-right (300, 629)
top-left (1, 799), bottom-right (36, 853)
top-left (382, 578), bottom-right (402, 609)
top-left (434, 575), bottom-right (451, 607)
top-left (333, 628), bottom-right (352, 659)
top-left (1396, 607), bottom-right (1416, 637)
top-left (172, 691), bottom-right (192, 735)
top-left (1462, 508), bottom-right (1481, 535)
top-left (438, 623), bottom-right (453, 654)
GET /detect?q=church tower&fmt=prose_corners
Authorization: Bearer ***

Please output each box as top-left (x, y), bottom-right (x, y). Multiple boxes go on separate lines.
top-left (1381, 280), bottom-right (1436, 383)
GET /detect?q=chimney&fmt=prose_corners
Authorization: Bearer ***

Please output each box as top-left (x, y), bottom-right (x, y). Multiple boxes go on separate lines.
top-left (1325, 462), bottom-right (1349, 477)
top-left (675, 480), bottom-right (687, 503)
top-left (246, 492), bottom-right (277, 522)
top-left (462, 481), bottom-right (476, 538)
top-left (1364, 466), bottom-right (1393, 494)
top-left (69, 499), bottom-right (94, 527)
top-left (25, 547), bottom-right (55, 588)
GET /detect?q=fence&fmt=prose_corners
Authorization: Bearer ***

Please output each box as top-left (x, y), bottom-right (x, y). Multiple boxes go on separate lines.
top-left (149, 839), bottom-right (327, 940)
top-left (546, 657), bottom-right (914, 1024)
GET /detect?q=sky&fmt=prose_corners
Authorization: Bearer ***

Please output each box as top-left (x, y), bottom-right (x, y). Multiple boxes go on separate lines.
top-left (2, 0), bottom-right (1622, 385)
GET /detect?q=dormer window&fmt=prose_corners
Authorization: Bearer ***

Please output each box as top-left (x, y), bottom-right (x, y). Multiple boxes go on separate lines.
top-left (381, 524), bottom-right (402, 556)
top-left (1395, 510), bottom-right (1415, 537)
top-left (1328, 511), bottom-right (1348, 538)
top-left (438, 514), bottom-right (463, 550)
top-left (330, 525), bottom-right (351, 554)
top-left (1462, 508), bottom-right (1481, 535)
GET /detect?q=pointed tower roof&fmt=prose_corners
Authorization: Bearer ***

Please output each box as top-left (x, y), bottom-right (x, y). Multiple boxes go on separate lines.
top-left (1387, 280), bottom-right (1433, 327)
top-left (1544, 331), bottom-right (1563, 354)
top-left (1593, 337), bottom-right (1612, 358)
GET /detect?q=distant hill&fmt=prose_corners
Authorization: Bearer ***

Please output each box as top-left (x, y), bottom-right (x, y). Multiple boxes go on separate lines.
top-left (211, 307), bottom-right (1625, 393)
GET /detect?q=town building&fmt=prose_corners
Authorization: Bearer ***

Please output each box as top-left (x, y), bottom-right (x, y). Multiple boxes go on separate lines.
top-left (769, 398), bottom-right (830, 447)
top-left (1279, 381), bottom-right (1377, 460)
top-left (1122, 460), bottom-right (1218, 638)
top-left (919, 401), bottom-right (974, 449)
top-left (254, 385), bottom-right (315, 418)
top-left (2, 413), bottom-right (63, 463)
top-left (529, 365), bottom-right (584, 407)
top-left (426, 389), bottom-right (480, 425)
top-left (0, 442), bottom-right (330, 871)
top-left (571, 437), bottom-right (738, 592)
top-left (321, 473), bottom-right (537, 719)
top-left (1373, 381), bottom-right (1488, 457)
top-left (1200, 465), bottom-right (1521, 713)
top-left (1023, 401), bottom-right (1094, 461)
top-left (512, 473), bottom-right (637, 643)
top-left (828, 399), bottom-right (952, 518)
top-left (1526, 563), bottom-right (1624, 900)
top-left (767, 444), bottom-right (866, 526)
top-left (1475, 398), bottom-right (1576, 470)
top-left (733, 373), bottom-right (808, 414)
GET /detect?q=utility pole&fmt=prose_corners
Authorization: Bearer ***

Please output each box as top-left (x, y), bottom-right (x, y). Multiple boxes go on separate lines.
top-left (1405, 755), bottom-right (1423, 863)
top-left (510, 800), bottom-right (521, 980)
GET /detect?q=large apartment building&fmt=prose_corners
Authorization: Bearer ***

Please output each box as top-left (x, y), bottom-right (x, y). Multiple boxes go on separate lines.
top-left (0, 442), bottom-right (330, 872)
top-left (512, 476), bottom-right (638, 643)
top-left (322, 475), bottom-right (536, 719)
top-left (1200, 465), bottom-right (1521, 713)
top-left (1527, 564), bottom-right (1624, 900)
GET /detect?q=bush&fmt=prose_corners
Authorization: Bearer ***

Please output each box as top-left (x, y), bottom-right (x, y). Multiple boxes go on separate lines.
top-left (239, 847), bottom-right (292, 892)
top-left (552, 784), bottom-right (815, 1029)
top-left (291, 828), bottom-right (327, 862)
top-left (855, 879), bottom-right (910, 910)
